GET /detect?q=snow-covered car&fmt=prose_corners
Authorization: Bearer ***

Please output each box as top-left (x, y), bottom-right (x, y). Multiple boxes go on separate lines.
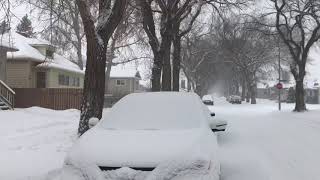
top-left (62, 92), bottom-right (221, 180)
top-left (229, 95), bottom-right (242, 104)
top-left (202, 94), bottom-right (214, 106)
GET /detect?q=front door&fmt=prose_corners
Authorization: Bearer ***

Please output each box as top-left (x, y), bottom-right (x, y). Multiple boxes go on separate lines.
top-left (36, 72), bottom-right (46, 88)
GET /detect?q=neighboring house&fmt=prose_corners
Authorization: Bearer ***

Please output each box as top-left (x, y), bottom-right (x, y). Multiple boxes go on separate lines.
top-left (257, 80), bottom-right (292, 101)
top-left (0, 36), bottom-right (18, 110)
top-left (305, 80), bottom-right (320, 104)
top-left (0, 35), bottom-right (18, 82)
top-left (105, 66), bottom-right (142, 97)
top-left (104, 66), bottom-right (142, 107)
top-left (179, 70), bottom-right (190, 92)
top-left (304, 46), bottom-right (320, 104)
top-left (6, 32), bottom-right (84, 89)
top-left (256, 67), bottom-right (293, 101)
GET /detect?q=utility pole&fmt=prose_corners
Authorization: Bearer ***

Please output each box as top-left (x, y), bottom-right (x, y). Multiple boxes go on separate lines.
top-left (278, 37), bottom-right (281, 111)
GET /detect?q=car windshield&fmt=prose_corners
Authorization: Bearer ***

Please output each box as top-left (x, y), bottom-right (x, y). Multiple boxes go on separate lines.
top-left (100, 93), bottom-right (204, 130)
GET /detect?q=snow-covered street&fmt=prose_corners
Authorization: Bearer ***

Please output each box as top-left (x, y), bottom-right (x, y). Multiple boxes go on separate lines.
top-left (1, 99), bottom-right (320, 180)
top-left (212, 99), bottom-right (320, 180)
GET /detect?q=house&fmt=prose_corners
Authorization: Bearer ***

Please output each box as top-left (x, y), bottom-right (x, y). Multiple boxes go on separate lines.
top-left (105, 66), bottom-right (142, 97)
top-left (179, 70), bottom-right (190, 91)
top-left (257, 81), bottom-right (291, 101)
top-left (0, 36), bottom-right (18, 110)
top-left (5, 32), bottom-right (84, 89)
top-left (104, 65), bottom-right (142, 107)
top-left (304, 46), bottom-right (320, 104)
top-left (0, 35), bottom-right (18, 82)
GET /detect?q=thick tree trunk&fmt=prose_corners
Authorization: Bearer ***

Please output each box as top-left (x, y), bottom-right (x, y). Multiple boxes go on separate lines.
top-left (172, 35), bottom-right (181, 91)
top-left (294, 77), bottom-right (306, 112)
top-left (246, 83), bottom-right (251, 103)
top-left (76, 0), bottom-right (127, 136)
top-left (250, 83), bottom-right (257, 104)
top-left (160, 33), bottom-right (173, 91)
top-left (161, 47), bottom-right (172, 91)
top-left (78, 40), bottom-right (106, 136)
top-left (151, 52), bottom-right (162, 91)
top-left (105, 62), bottom-right (112, 94)
top-left (76, 44), bottom-right (83, 70)
top-left (241, 79), bottom-right (246, 101)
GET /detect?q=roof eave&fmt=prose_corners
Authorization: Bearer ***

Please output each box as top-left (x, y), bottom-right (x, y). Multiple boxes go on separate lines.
top-left (0, 46), bottom-right (19, 52)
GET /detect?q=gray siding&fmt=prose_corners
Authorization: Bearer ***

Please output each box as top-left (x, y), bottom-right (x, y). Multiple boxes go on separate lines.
top-left (0, 50), bottom-right (7, 82)
top-left (106, 77), bottom-right (140, 97)
top-left (6, 60), bottom-right (34, 88)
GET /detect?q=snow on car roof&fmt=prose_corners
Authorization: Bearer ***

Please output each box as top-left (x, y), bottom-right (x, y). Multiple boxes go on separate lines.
top-left (202, 95), bottom-right (213, 101)
top-left (100, 92), bottom-right (208, 130)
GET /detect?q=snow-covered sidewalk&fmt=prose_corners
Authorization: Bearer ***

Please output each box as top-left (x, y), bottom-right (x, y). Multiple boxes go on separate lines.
top-left (1, 100), bottom-right (320, 180)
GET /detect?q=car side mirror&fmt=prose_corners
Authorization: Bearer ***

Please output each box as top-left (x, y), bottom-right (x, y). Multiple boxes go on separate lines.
top-left (210, 119), bottom-right (227, 132)
top-left (210, 112), bottom-right (215, 117)
top-left (88, 117), bottom-right (99, 129)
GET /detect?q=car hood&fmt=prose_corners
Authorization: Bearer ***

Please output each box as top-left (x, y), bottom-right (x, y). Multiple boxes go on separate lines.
top-left (66, 127), bottom-right (216, 168)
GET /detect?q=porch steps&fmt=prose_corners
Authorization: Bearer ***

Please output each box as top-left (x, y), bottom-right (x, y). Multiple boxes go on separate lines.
top-left (0, 99), bottom-right (10, 110)
top-left (0, 80), bottom-right (15, 110)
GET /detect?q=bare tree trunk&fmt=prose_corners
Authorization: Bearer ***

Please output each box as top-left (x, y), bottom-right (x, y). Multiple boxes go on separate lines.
top-left (79, 40), bottom-right (106, 136)
top-left (73, 5), bottom-right (84, 70)
top-left (105, 62), bottom-right (112, 94)
top-left (152, 52), bottom-right (162, 91)
top-left (172, 35), bottom-right (181, 91)
top-left (241, 79), bottom-right (246, 101)
top-left (246, 81), bottom-right (251, 103)
top-left (77, 0), bottom-right (127, 136)
top-left (160, 24), bottom-right (173, 91)
top-left (76, 43), bottom-right (84, 70)
top-left (161, 39), bottom-right (172, 91)
top-left (294, 75), bottom-right (306, 112)
top-left (250, 83), bottom-right (257, 104)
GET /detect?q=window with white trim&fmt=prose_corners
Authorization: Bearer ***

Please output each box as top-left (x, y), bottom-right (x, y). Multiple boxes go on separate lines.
top-left (116, 79), bottom-right (125, 86)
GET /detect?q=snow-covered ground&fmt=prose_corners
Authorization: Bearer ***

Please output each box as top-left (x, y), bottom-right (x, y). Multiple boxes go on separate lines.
top-left (211, 98), bottom-right (320, 180)
top-left (1, 99), bottom-right (320, 180)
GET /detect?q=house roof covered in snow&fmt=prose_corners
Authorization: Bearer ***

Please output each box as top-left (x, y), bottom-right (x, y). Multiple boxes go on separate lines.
top-left (36, 54), bottom-right (84, 74)
top-left (6, 32), bottom-right (83, 75)
top-left (109, 65), bottom-right (141, 79)
top-left (0, 33), bottom-right (18, 52)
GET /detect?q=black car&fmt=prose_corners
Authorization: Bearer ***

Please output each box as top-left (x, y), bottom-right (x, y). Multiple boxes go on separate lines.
top-left (202, 95), bottom-right (214, 105)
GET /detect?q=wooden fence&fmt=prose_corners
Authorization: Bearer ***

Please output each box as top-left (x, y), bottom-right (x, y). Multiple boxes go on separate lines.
top-left (14, 88), bottom-right (83, 110)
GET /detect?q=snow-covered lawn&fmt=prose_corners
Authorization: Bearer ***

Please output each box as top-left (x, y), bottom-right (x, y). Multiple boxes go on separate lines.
top-left (1, 99), bottom-right (320, 180)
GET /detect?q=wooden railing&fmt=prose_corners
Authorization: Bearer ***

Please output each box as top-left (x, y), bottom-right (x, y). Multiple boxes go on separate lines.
top-left (0, 80), bottom-right (15, 109)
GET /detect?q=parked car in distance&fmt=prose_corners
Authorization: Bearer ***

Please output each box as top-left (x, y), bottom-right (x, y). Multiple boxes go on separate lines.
top-left (62, 92), bottom-right (223, 179)
top-left (229, 95), bottom-right (242, 104)
top-left (202, 94), bottom-right (214, 106)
